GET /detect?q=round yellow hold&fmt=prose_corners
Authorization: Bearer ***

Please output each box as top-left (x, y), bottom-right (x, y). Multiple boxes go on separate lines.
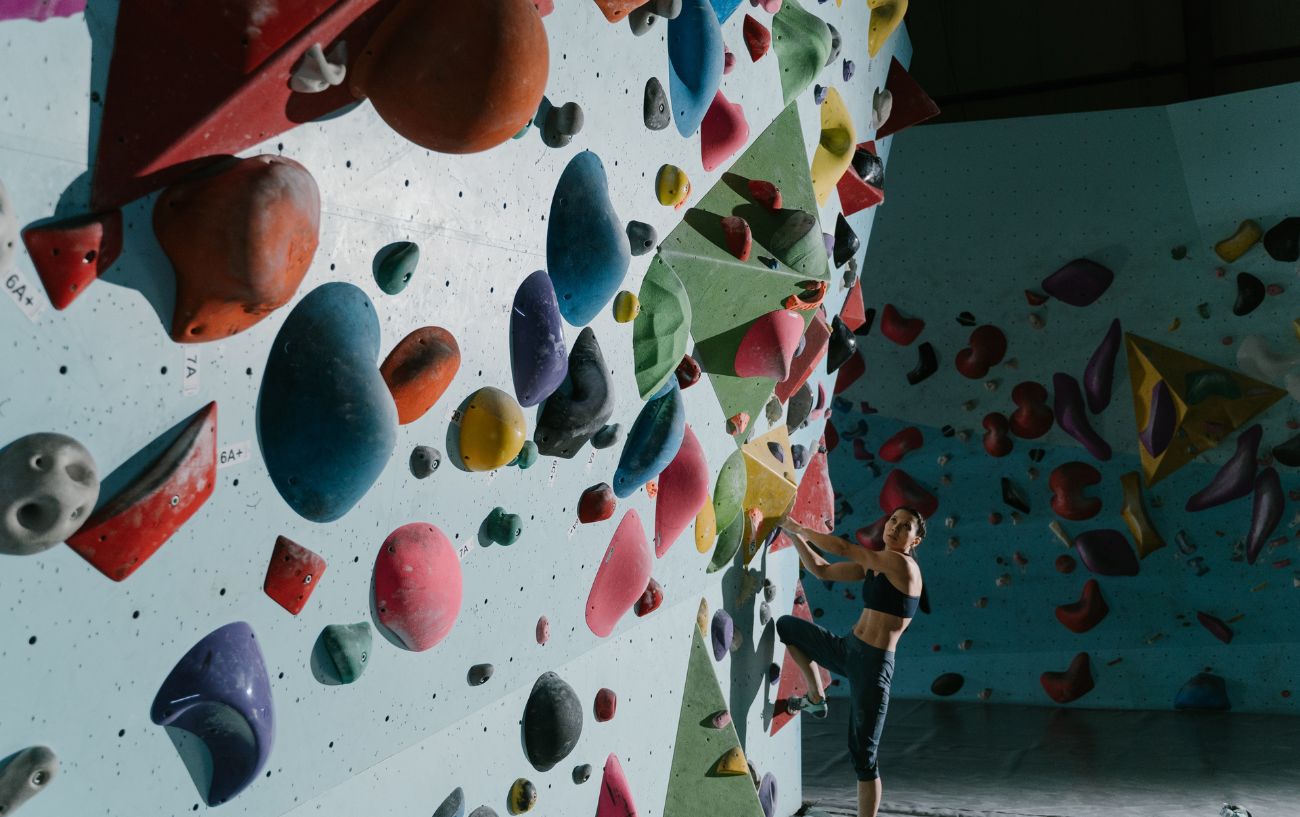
top-left (613, 290), bottom-right (640, 323)
top-left (458, 386), bottom-right (526, 471)
top-left (656, 164), bottom-right (691, 208)
top-left (695, 493), bottom-right (717, 554)
top-left (508, 778), bottom-right (537, 815)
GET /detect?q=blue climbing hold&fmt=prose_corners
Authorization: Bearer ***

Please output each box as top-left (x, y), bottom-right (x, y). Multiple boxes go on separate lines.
top-left (547, 151), bottom-right (631, 326)
top-left (709, 0), bottom-right (743, 23)
top-left (258, 282), bottom-right (396, 522)
top-left (511, 270), bottom-right (569, 407)
top-left (1174, 672), bottom-right (1230, 711)
top-left (612, 380), bottom-right (685, 498)
top-left (668, 0), bottom-right (724, 137)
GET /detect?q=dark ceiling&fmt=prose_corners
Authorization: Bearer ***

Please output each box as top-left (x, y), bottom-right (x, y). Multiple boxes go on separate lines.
top-left (906, 0), bottom-right (1300, 123)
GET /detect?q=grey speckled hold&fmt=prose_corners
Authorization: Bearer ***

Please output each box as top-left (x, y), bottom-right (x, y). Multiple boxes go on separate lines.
top-left (628, 4), bottom-right (657, 35)
top-left (572, 764), bottom-right (593, 784)
top-left (758, 601), bottom-right (772, 626)
top-left (0, 745), bottom-right (59, 814)
top-left (0, 433), bottom-right (98, 556)
top-left (433, 787), bottom-right (466, 817)
top-left (591, 424), bottom-right (622, 450)
top-left (825, 23), bottom-right (842, 66)
top-left (643, 77), bottom-right (671, 131)
top-left (409, 446), bottom-right (442, 478)
top-left (468, 807), bottom-right (499, 817)
top-left (763, 578), bottom-right (777, 602)
top-left (764, 396), bottom-right (783, 426)
top-left (468, 663), bottom-right (495, 685)
top-left (787, 384), bottom-right (814, 431)
top-left (626, 221), bottom-right (657, 256)
top-left (542, 101), bottom-right (584, 149)
top-left (871, 86), bottom-right (894, 132)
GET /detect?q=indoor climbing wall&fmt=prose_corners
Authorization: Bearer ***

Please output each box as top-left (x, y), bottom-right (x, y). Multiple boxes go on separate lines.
top-left (812, 82), bottom-right (1300, 713)
top-left (0, 1), bottom-right (914, 815)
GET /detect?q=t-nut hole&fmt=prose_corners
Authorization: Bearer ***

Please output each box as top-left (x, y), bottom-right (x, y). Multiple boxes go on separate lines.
top-left (17, 502), bottom-right (54, 532)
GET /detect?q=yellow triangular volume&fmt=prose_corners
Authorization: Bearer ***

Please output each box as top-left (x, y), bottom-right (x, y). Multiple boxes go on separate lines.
top-left (740, 425), bottom-right (799, 563)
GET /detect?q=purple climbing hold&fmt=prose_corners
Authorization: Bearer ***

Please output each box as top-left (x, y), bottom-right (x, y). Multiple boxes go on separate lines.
top-left (842, 59), bottom-right (855, 82)
top-left (1246, 468), bottom-right (1282, 565)
top-left (758, 773), bottom-right (778, 817)
top-left (1074, 529), bottom-right (1139, 577)
top-left (1083, 318), bottom-right (1121, 414)
top-left (1052, 373), bottom-right (1111, 461)
top-left (511, 270), bottom-right (569, 407)
top-left (1138, 380), bottom-right (1176, 457)
top-left (1185, 425), bottom-right (1262, 512)
top-left (1041, 258), bottom-right (1114, 307)
top-left (710, 609), bottom-right (733, 661)
top-left (151, 622), bottom-right (273, 805)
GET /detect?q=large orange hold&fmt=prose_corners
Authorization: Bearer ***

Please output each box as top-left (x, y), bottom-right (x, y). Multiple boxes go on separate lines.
top-left (153, 155), bottom-right (320, 343)
top-left (380, 327), bottom-right (462, 424)
top-left (350, 0), bottom-right (549, 154)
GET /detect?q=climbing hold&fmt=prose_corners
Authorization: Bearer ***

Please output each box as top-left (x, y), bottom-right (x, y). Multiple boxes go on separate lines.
top-left (1119, 473), bottom-right (1164, 558)
top-left (1196, 611), bottom-right (1233, 644)
top-left (1074, 529), bottom-right (1139, 577)
top-left (1213, 219), bottom-right (1262, 262)
top-left (747, 179), bottom-right (782, 211)
top-left (768, 211), bottom-right (822, 272)
top-left (580, 483), bottom-right (617, 524)
top-left (832, 214), bottom-right (859, 268)
top-left (656, 164), bottom-right (692, 207)
top-left (644, 77), bottom-right (672, 130)
top-left (712, 746), bottom-right (749, 776)
top-left (778, 314), bottom-right (829, 401)
top-left (982, 413), bottom-right (1013, 458)
top-left (351, 0), bottom-right (547, 153)
top-left (876, 56), bottom-right (939, 138)
top-left (1001, 478), bottom-right (1031, 514)
top-left (260, 283), bottom-right (395, 520)
top-left (523, 672), bottom-right (584, 771)
top-left (701, 91), bottom-right (750, 172)
top-left (709, 512), bottom-right (745, 572)
top-left (879, 469), bottom-right (937, 518)
top-left (1174, 673), bottom-right (1230, 711)
top-left (713, 449), bottom-right (749, 532)
top-left (155, 155), bottom-right (319, 343)
top-left (711, 609), bottom-right (734, 661)
top-left (931, 672), bottom-right (963, 696)
top-left (656, 426), bottom-right (710, 556)
top-left (536, 329), bottom-right (616, 458)
top-left (771, 0), bottom-right (831, 106)
top-left (907, 342), bottom-right (939, 385)
top-left (613, 291), bottom-right (641, 323)
top-left (573, 764), bottom-right (593, 784)
top-left (1083, 318), bottom-right (1122, 414)
top-left (721, 216), bottom-right (753, 261)
top-left (593, 687), bottom-right (618, 722)
top-left (1040, 653), bottom-right (1094, 704)
top-left (455, 387), bottom-right (527, 471)
top-left (825, 315), bottom-right (857, 374)
top-left (263, 535), bottom-right (326, 615)
top-left (484, 507), bottom-right (524, 546)
top-left (758, 773), bottom-right (778, 817)
top-left (540, 100), bottom-right (585, 149)
top-left (1052, 373), bottom-right (1111, 461)
top-left (1055, 579), bottom-right (1108, 633)
top-left (0, 433), bottom-right (98, 556)
top-left (879, 427), bottom-right (923, 463)
top-left (0, 745), bottom-right (58, 814)
top-left (634, 257), bottom-right (693, 400)
top-left (0, 180), bottom-right (14, 275)
top-left (1274, 433), bottom-right (1300, 467)
top-left (880, 303), bottom-right (925, 346)
top-left (381, 326), bottom-right (462, 425)
top-left (694, 492), bottom-right (718, 554)
top-left (593, 424), bottom-right (623, 449)
top-left (468, 663), bottom-right (495, 686)
top-left (1186, 425), bottom-right (1262, 511)
top-left (433, 788), bottom-right (466, 817)
top-left (373, 241), bottom-right (419, 295)
top-left (513, 441), bottom-right (540, 470)
top-left (503, 779), bottom-right (537, 816)
top-left (1263, 217), bottom-right (1300, 261)
top-left (811, 87), bottom-right (855, 206)
top-left (1233, 272), bottom-right (1265, 317)
top-left (667, 0), bottom-right (725, 137)
top-left (535, 616), bottom-right (551, 646)
top-left (1041, 258), bottom-right (1113, 307)
top-left (1055, 554), bottom-right (1077, 573)
top-left (735, 310), bottom-right (804, 380)
top-left (587, 511), bottom-right (653, 637)
top-left (866, 0), bottom-right (907, 57)
top-left (1246, 468), bottom-right (1282, 565)
top-left (1137, 379), bottom-right (1177, 459)
top-left (627, 221), bottom-right (658, 256)
top-left (743, 14), bottom-right (771, 60)
top-left (843, 59), bottom-right (855, 82)
top-left (614, 381), bottom-right (685, 497)
top-left (511, 270), bottom-right (569, 407)
top-left (1236, 335), bottom-right (1300, 384)
top-left (373, 522), bottom-right (462, 651)
top-left (1009, 381), bottom-right (1053, 438)
top-left (469, 808), bottom-right (499, 817)
top-left (319, 622), bottom-right (371, 684)
top-left (410, 446), bottom-right (442, 478)
top-left (596, 754), bottom-right (638, 817)
top-left (66, 403), bottom-right (216, 580)
top-left (954, 324), bottom-right (1007, 378)
top-left (22, 210), bottom-right (123, 310)
top-left (635, 577), bottom-right (665, 616)
top-left (548, 152), bottom-right (631, 326)
top-left (151, 622), bottom-right (272, 805)
top-left (290, 41), bottom-right (347, 93)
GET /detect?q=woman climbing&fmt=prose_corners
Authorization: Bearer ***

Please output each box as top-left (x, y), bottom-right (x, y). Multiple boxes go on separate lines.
top-left (777, 507), bottom-right (925, 817)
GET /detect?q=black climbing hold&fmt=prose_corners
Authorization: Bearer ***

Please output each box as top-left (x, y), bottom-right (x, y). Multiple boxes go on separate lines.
top-left (643, 77), bottom-right (671, 131)
top-left (759, 255), bottom-right (778, 270)
top-left (851, 145), bottom-right (885, 188)
top-left (523, 672), bottom-right (583, 772)
top-left (1273, 433), bottom-right (1300, 467)
top-left (626, 221), bottom-right (657, 256)
top-left (534, 328), bottom-right (616, 458)
top-left (468, 663), bottom-right (494, 685)
top-left (572, 764), bottom-right (593, 784)
top-left (852, 307), bottom-right (876, 337)
top-left (767, 442), bottom-right (784, 463)
top-left (591, 423), bottom-right (622, 450)
top-left (825, 315), bottom-right (856, 373)
top-left (787, 384), bottom-right (814, 431)
top-left (941, 425), bottom-right (955, 437)
top-left (832, 213), bottom-right (859, 269)
top-left (906, 342), bottom-right (938, 385)
top-left (1263, 217), bottom-right (1300, 262)
top-left (1000, 477), bottom-right (1030, 514)
top-left (1233, 272), bottom-right (1265, 316)
top-left (1028, 448), bottom-right (1046, 462)
top-left (956, 311), bottom-right (977, 326)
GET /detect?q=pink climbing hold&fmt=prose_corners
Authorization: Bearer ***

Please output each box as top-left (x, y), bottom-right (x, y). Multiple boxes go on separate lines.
top-left (743, 14), bottom-right (771, 60)
top-left (878, 427), bottom-right (923, 463)
top-left (586, 510), bottom-right (653, 638)
top-left (536, 615), bottom-right (550, 645)
top-left (721, 216), bottom-right (752, 261)
top-left (655, 425), bottom-right (710, 557)
top-left (0, 0), bottom-right (85, 22)
top-left (596, 754), bottom-right (637, 817)
top-left (594, 688), bottom-right (618, 722)
top-left (701, 90), bottom-right (750, 172)
top-left (880, 304), bottom-right (925, 345)
top-left (855, 515), bottom-right (887, 550)
top-left (735, 309), bottom-right (805, 380)
top-left (372, 522), bottom-right (463, 651)
top-left (776, 313), bottom-right (830, 403)
top-left (879, 469), bottom-right (937, 518)
top-left (634, 577), bottom-right (664, 616)
top-left (772, 438), bottom-right (833, 554)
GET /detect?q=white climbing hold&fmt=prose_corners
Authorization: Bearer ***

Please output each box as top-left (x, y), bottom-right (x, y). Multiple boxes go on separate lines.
top-left (291, 42), bottom-right (348, 94)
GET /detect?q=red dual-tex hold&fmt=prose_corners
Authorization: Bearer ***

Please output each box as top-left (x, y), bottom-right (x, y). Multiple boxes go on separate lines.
top-left (263, 535), bottom-right (327, 615)
top-left (22, 210), bottom-right (123, 309)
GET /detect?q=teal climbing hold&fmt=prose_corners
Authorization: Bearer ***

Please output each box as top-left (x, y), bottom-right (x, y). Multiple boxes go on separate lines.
top-left (513, 440), bottom-right (540, 469)
top-left (485, 507), bottom-right (524, 545)
top-left (613, 380), bottom-right (685, 498)
top-left (320, 622), bottom-right (372, 684)
top-left (668, 0), bottom-right (724, 137)
top-left (547, 152), bottom-right (631, 326)
top-left (374, 241), bottom-right (419, 295)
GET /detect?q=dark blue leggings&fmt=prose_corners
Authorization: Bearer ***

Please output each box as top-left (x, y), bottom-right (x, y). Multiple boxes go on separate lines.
top-left (777, 615), bottom-right (895, 781)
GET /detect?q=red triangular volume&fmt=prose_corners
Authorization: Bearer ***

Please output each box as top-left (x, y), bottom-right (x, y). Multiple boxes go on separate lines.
top-left (90, 0), bottom-right (394, 208)
top-left (770, 581), bottom-right (832, 736)
top-left (875, 57), bottom-right (940, 139)
top-left (21, 210), bottom-right (123, 309)
top-left (836, 142), bottom-right (885, 216)
top-left (771, 438), bottom-right (834, 554)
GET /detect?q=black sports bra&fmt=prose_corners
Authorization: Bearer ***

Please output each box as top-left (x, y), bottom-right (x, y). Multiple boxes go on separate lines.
top-left (862, 570), bottom-right (920, 618)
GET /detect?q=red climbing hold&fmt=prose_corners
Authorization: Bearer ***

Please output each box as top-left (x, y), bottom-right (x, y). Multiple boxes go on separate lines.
top-left (876, 56), bottom-right (941, 139)
top-left (837, 142), bottom-right (885, 216)
top-left (1055, 579), bottom-right (1108, 633)
top-left (880, 303), bottom-right (925, 346)
top-left (1055, 554), bottom-right (1077, 574)
top-left (1009, 381), bottom-right (1054, 438)
top-left (840, 279), bottom-right (868, 332)
top-left (22, 210), bottom-right (123, 310)
top-left (955, 325), bottom-right (1008, 379)
top-left (833, 350), bottom-right (866, 394)
top-left (263, 535), bottom-right (327, 615)
top-left (1196, 611), bottom-right (1233, 644)
top-left (634, 577), bottom-right (664, 617)
top-left (878, 427), bottom-right (923, 463)
top-left (701, 91), bottom-right (750, 172)
top-left (655, 425), bottom-right (709, 556)
top-left (1049, 462), bottom-right (1102, 520)
top-left (735, 310), bottom-right (805, 380)
top-left (776, 313), bottom-right (830, 403)
top-left (594, 687), bottom-right (618, 721)
top-left (747, 179), bottom-right (782, 211)
top-left (981, 413), bottom-right (1013, 458)
top-left (1040, 652), bottom-right (1095, 704)
top-left (773, 438), bottom-right (833, 554)
top-left (743, 14), bottom-right (771, 60)
top-left (721, 215), bottom-right (752, 261)
top-left (855, 515), bottom-right (887, 550)
top-left (579, 483), bottom-right (617, 524)
top-left (675, 354), bottom-right (702, 390)
top-left (879, 469), bottom-right (937, 518)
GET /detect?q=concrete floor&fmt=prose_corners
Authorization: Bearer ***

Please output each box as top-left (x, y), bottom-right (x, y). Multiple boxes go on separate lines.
top-left (799, 698), bottom-right (1300, 817)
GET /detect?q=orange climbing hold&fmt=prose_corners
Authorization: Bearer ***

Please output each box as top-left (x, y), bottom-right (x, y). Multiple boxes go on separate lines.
top-left (380, 327), bottom-right (462, 424)
top-left (1040, 652), bottom-right (1095, 704)
top-left (22, 210), bottom-right (123, 310)
top-left (592, 0), bottom-right (647, 21)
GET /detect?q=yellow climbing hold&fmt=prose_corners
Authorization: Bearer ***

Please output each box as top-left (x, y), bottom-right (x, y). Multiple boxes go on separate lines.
top-left (696, 598), bottom-right (710, 635)
top-left (458, 386), bottom-right (527, 471)
top-left (1167, 317), bottom-right (1180, 332)
top-left (1213, 219), bottom-right (1262, 262)
top-left (508, 778), bottom-right (538, 815)
top-left (810, 87), bottom-right (855, 206)
top-left (739, 426), bottom-right (799, 564)
top-left (1292, 317), bottom-right (1300, 341)
top-left (695, 492), bottom-right (717, 554)
top-left (1119, 472), bottom-right (1166, 559)
top-left (867, 0), bottom-right (908, 58)
top-left (712, 746), bottom-right (749, 776)
top-left (656, 164), bottom-right (691, 208)
top-left (613, 290), bottom-right (641, 323)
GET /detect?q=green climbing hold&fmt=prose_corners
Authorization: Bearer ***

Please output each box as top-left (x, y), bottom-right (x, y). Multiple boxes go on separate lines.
top-left (1184, 369), bottom-right (1242, 405)
top-left (708, 512), bottom-right (745, 573)
top-left (374, 241), bottom-right (420, 295)
top-left (513, 440), bottom-right (540, 469)
top-left (772, 0), bottom-right (832, 106)
top-left (485, 507), bottom-right (524, 545)
top-left (321, 622), bottom-right (372, 684)
top-left (634, 256), bottom-right (694, 400)
top-left (712, 449), bottom-right (748, 531)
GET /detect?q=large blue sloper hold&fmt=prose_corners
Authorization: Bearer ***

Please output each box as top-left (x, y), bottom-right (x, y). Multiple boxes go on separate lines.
top-left (258, 282), bottom-right (397, 522)
top-left (511, 270), bottom-right (569, 407)
top-left (612, 379), bottom-right (685, 497)
top-left (668, 0), bottom-right (724, 137)
top-left (151, 622), bottom-right (274, 806)
top-left (546, 152), bottom-right (631, 326)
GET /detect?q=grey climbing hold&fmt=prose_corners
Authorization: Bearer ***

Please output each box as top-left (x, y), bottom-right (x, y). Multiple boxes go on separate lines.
top-left (628, 5), bottom-right (657, 34)
top-left (644, 78), bottom-right (671, 131)
top-left (0, 433), bottom-right (99, 556)
top-left (374, 241), bottom-right (419, 295)
top-left (825, 23), bottom-right (842, 66)
top-left (320, 622), bottom-right (371, 684)
top-left (764, 396), bottom-right (783, 426)
top-left (572, 764), bottom-right (593, 784)
top-left (523, 672), bottom-right (584, 771)
top-left (0, 745), bottom-right (58, 814)
top-left (591, 424), bottom-right (622, 450)
top-left (434, 787), bottom-right (466, 817)
top-left (871, 86), bottom-right (893, 132)
top-left (758, 601), bottom-right (771, 626)
top-left (469, 807), bottom-right (499, 817)
top-left (813, 84), bottom-right (828, 105)
top-left (791, 444), bottom-right (807, 469)
top-left (763, 578), bottom-right (777, 602)
top-left (626, 221), bottom-right (658, 256)
top-left (409, 446), bottom-right (442, 478)
top-left (468, 663), bottom-right (495, 686)
top-left (542, 102), bottom-right (585, 149)
top-left (787, 384), bottom-right (814, 430)
top-left (534, 329), bottom-right (616, 458)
